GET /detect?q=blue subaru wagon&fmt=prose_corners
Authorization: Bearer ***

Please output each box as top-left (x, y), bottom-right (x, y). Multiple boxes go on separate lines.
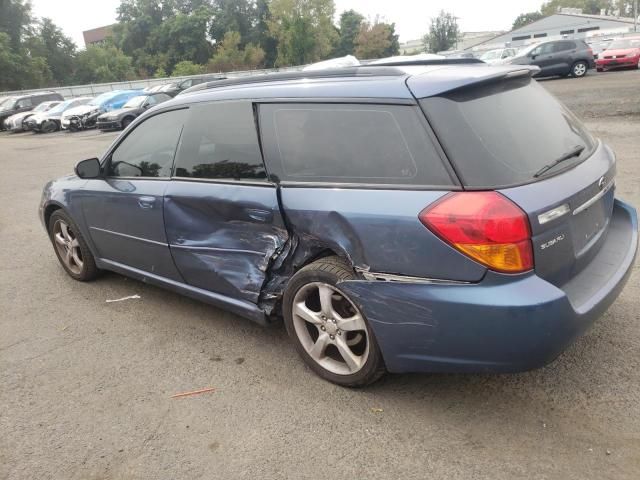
top-left (40, 61), bottom-right (638, 386)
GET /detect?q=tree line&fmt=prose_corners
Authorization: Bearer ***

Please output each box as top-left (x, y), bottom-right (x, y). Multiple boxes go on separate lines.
top-left (0, 0), bottom-right (402, 91)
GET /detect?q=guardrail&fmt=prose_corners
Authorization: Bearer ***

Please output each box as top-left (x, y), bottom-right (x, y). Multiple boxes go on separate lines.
top-left (0, 66), bottom-right (302, 98)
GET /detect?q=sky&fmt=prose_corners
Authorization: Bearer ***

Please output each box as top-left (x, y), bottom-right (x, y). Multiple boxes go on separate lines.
top-left (30, 0), bottom-right (545, 48)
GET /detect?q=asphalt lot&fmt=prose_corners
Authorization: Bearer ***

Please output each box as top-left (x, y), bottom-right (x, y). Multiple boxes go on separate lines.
top-left (1, 70), bottom-right (639, 480)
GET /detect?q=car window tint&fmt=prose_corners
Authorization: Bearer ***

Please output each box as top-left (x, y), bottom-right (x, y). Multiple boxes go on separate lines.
top-left (109, 109), bottom-right (187, 178)
top-left (17, 98), bottom-right (32, 108)
top-left (554, 41), bottom-right (575, 52)
top-left (537, 43), bottom-right (555, 55)
top-left (421, 77), bottom-right (596, 187)
top-left (173, 101), bottom-right (266, 181)
top-left (260, 103), bottom-right (454, 186)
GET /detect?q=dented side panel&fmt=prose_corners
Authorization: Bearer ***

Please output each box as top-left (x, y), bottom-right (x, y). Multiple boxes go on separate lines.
top-left (277, 188), bottom-right (488, 281)
top-left (163, 181), bottom-right (288, 304)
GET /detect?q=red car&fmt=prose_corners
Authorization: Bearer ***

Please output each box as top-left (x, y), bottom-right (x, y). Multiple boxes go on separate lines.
top-left (596, 37), bottom-right (640, 72)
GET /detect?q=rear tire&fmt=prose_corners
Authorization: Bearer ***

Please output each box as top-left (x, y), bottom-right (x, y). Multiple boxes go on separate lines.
top-left (283, 256), bottom-right (386, 387)
top-left (48, 210), bottom-right (99, 281)
top-left (571, 61), bottom-right (588, 78)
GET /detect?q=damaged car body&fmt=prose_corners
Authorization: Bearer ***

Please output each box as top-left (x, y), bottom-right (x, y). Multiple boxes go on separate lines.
top-left (40, 62), bottom-right (638, 387)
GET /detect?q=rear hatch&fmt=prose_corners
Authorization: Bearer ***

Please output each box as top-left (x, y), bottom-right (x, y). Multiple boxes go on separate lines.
top-left (416, 73), bottom-right (615, 287)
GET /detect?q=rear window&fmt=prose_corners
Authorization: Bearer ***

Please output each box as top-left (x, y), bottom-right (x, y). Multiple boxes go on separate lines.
top-left (259, 103), bottom-right (455, 186)
top-left (420, 77), bottom-right (596, 187)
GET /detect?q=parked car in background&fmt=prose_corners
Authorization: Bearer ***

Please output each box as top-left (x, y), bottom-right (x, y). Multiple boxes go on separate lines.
top-left (479, 48), bottom-right (518, 64)
top-left (0, 91), bottom-right (63, 130)
top-left (161, 76), bottom-right (223, 97)
top-left (596, 37), bottom-right (640, 71)
top-left (61, 90), bottom-right (142, 131)
top-left (40, 63), bottom-right (637, 387)
top-left (504, 40), bottom-right (595, 77)
top-left (26, 97), bottom-right (93, 133)
top-left (96, 93), bottom-right (172, 131)
top-left (588, 38), bottom-right (614, 59)
top-left (3, 100), bottom-right (61, 132)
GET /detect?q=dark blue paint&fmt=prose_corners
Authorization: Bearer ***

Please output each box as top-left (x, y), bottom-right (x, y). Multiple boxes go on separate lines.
top-left (39, 65), bottom-right (639, 374)
top-left (340, 200), bottom-right (637, 373)
top-left (278, 188), bottom-right (487, 281)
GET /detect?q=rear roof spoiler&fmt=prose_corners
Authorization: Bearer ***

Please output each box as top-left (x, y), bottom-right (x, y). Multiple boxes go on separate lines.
top-left (407, 65), bottom-right (541, 99)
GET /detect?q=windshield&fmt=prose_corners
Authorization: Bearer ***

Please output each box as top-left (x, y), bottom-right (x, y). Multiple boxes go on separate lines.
top-left (420, 77), bottom-right (596, 187)
top-left (0, 96), bottom-right (16, 108)
top-left (34, 102), bottom-right (54, 112)
top-left (606, 38), bottom-right (640, 50)
top-left (123, 96), bottom-right (146, 108)
top-left (88, 91), bottom-right (121, 106)
top-left (516, 43), bottom-right (540, 56)
top-left (480, 50), bottom-right (500, 60)
top-left (47, 99), bottom-right (75, 115)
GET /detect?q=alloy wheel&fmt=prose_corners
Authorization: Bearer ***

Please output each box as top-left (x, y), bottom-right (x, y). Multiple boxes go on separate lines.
top-left (291, 282), bottom-right (369, 375)
top-left (573, 62), bottom-right (587, 77)
top-left (52, 219), bottom-right (84, 275)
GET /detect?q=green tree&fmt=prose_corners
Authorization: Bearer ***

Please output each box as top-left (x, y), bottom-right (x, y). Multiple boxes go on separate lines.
top-left (207, 30), bottom-right (265, 72)
top-left (0, 0), bottom-right (32, 49)
top-left (512, 11), bottom-right (545, 30)
top-left (75, 45), bottom-right (136, 83)
top-left (25, 18), bottom-right (77, 86)
top-left (114, 0), bottom-right (210, 75)
top-left (268, 0), bottom-right (338, 66)
top-left (354, 20), bottom-right (399, 59)
top-left (0, 1), bottom-right (77, 89)
top-left (254, 0), bottom-right (278, 67)
top-left (423, 10), bottom-right (459, 53)
top-left (540, 0), bottom-right (615, 15)
top-left (172, 60), bottom-right (205, 76)
top-left (154, 66), bottom-right (168, 77)
top-left (335, 9), bottom-right (364, 56)
top-left (209, 0), bottom-right (256, 48)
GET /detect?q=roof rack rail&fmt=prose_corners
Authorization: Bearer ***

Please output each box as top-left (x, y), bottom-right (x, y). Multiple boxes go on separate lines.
top-left (366, 58), bottom-right (484, 67)
top-left (180, 66), bottom-right (409, 95)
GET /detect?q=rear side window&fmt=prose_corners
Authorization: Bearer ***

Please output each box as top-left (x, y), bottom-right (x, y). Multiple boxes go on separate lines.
top-left (259, 103), bottom-right (454, 186)
top-left (420, 77), bottom-right (596, 187)
top-left (554, 41), bottom-right (575, 52)
top-left (173, 101), bottom-right (266, 181)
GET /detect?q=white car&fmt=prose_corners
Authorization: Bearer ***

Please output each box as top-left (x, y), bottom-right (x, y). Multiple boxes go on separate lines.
top-left (479, 48), bottom-right (518, 64)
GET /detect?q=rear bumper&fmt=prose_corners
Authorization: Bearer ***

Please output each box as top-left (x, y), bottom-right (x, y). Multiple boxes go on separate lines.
top-left (96, 120), bottom-right (121, 130)
top-left (340, 199), bottom-right (638, 374)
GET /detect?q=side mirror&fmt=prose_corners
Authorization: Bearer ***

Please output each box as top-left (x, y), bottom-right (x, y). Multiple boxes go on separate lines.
top-left (75, 158), bottom-right (101, 179)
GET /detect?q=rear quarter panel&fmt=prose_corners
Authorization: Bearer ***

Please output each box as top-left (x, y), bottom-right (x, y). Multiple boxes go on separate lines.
top-left (279, 187), bottom-right (487, 281)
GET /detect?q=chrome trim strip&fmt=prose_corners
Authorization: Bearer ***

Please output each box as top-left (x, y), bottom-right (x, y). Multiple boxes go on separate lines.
top-left (573, 180), bottom-right (615, 216)
top-left (89, 226), bottom-right (167, 247)
top-left (169, 244), bottom-right (265, 256)
top-left (356, 268), bottom-right (472, 285)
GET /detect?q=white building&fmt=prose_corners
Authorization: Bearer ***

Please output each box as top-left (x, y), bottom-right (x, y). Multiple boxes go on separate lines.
top-left (469, 11), bottom-right (638, 54)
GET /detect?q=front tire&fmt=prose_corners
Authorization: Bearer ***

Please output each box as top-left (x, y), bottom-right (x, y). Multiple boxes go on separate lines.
top-left (571, 61), bottom-right (588, 78)
top-left (121, 117), bottom-right (133, 129)
top-left (48, 210), bottom-right (99, 281)
top-left (283, 256), bottom-right (385, 387)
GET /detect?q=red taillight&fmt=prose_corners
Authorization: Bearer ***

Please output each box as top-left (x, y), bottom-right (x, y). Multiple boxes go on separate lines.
top-left (419, 192), bottom-right (533, 273)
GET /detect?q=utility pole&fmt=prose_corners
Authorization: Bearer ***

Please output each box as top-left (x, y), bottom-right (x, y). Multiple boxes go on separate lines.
top-left (635, 0), bottom-right (638, 33)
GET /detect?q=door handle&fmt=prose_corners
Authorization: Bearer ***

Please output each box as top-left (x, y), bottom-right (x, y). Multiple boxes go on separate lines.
top-left (138, 196), bottom-right (156, 209)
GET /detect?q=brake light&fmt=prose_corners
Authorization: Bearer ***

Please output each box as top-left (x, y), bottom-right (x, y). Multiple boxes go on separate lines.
top-left (419, 192), bottom-right (533, 273)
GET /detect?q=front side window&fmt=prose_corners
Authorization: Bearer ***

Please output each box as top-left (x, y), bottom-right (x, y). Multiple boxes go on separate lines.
top-left (259, 103), bottom-right (454, 186)
top-left (173, 101), bottom-right (266, 181)
top-left (108, 109), bottom-right (187, 178)
top-left (16, 98), bottom-right (32, 108)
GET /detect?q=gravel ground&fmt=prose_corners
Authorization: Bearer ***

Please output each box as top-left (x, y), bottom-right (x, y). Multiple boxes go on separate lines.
top-left (1, 70), bottom-right (639, 480)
